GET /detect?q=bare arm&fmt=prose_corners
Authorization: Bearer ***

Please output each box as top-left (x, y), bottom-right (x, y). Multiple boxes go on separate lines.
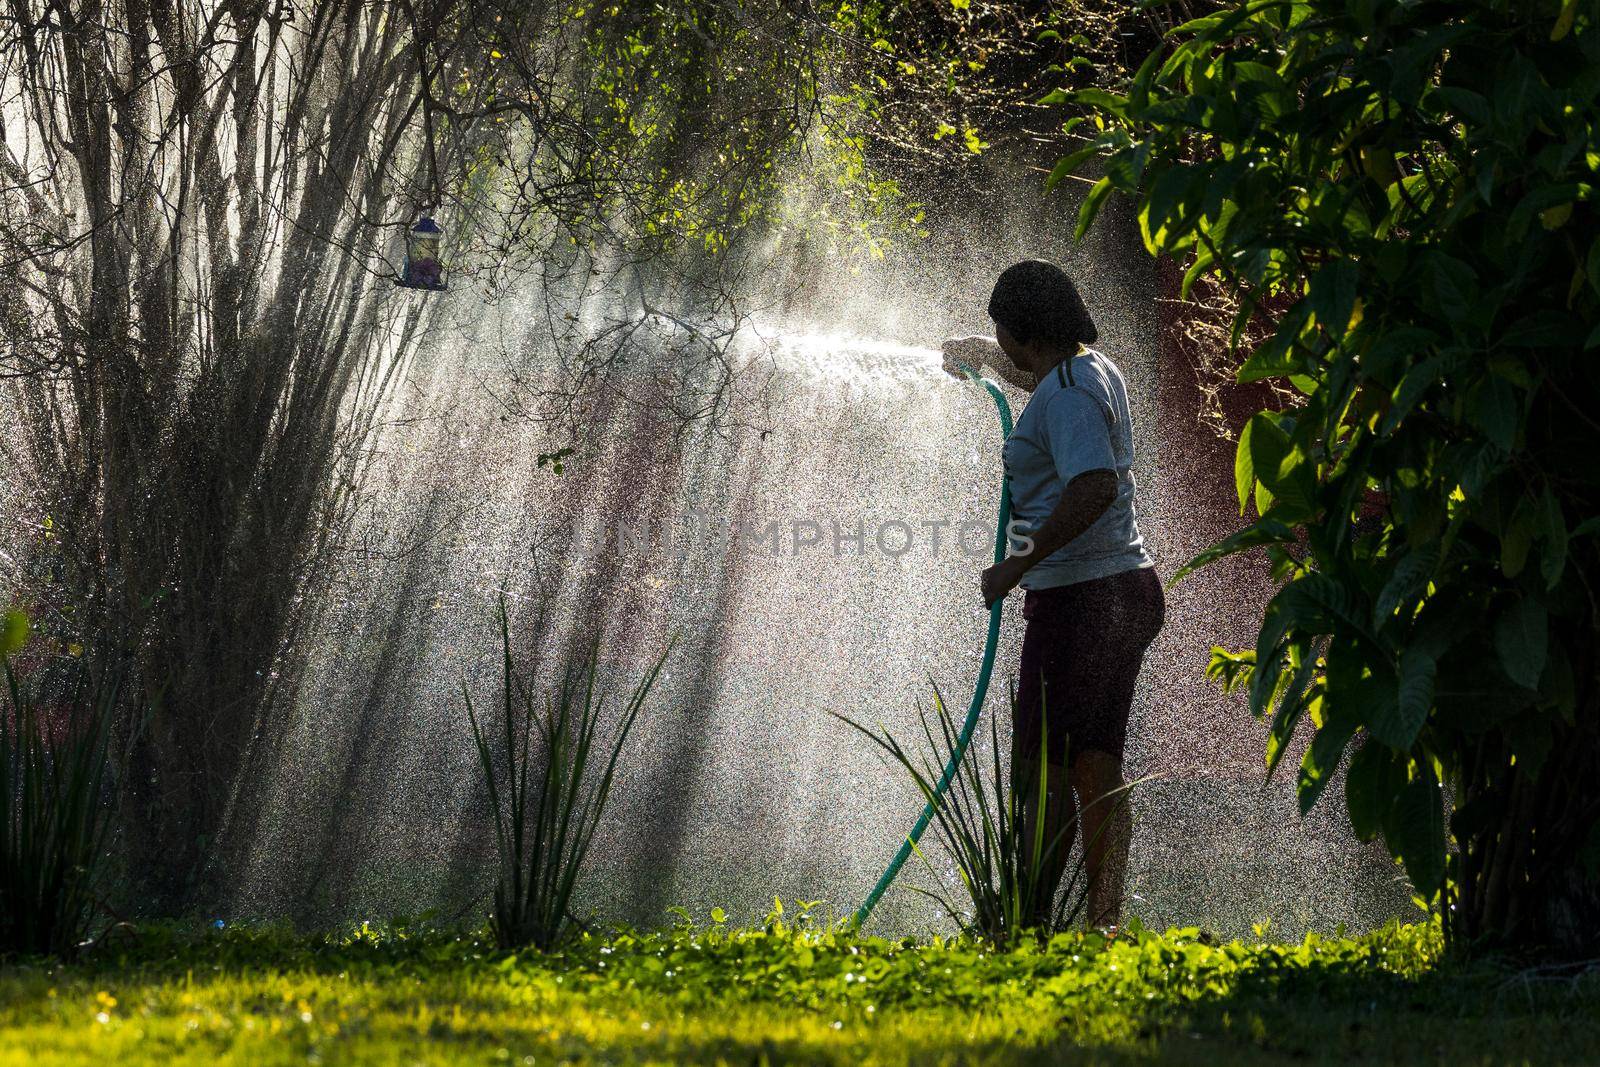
top-left (941, 335), bottom-right (1035, 391)
top-left (981, 469), bottom-right (1118, 606)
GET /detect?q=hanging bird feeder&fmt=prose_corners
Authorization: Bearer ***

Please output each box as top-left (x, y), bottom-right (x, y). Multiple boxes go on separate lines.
top-left (397, 214), bottom-right (446, 291)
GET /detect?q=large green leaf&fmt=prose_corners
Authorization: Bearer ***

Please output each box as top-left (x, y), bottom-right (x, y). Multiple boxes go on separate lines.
top-left (1044, 144), bottom-right (1101, 193)
top-left (1505, 183), bottom-right (1592, 241)
top-left (1425, 253), bottom-right (1480, 322)
top-left (1380, 352), bottom-right (1460, 436)
top-left (1358, 327), bottom-right (1437, 382)
top-left (1172, 519), bottom-right (1296, 584)
top-left (1074, 176), bottom-right (1115, 240)
top-left (1297, 706), bottom-right (1357, 815)
top-left (1311, 259), bottom-right (1359, 339)
top-left (1252, 574), bottom-right (1367, 715)
top-left (1234, 417), bottom-right (1257, 515)
top-left (1498, 309), bottom-right (1585, 349)
top-left (1387, 648), bottom-right (1436, 750)
top-left (1387, 768), bottom-right (1447, 899)
top-left (1499, 502), bottom-right (1535, 579)
top-left (1430, 86), bottom-right (1490, 126)
top-left (1240, 412), bottom-right (1308, 518)
top-left (1372, 546), bottom-right (1440, 627)
top-left (1265, 651), bottom-right (1319, 776)
top-left (1261, 447), bottom-right (1318, 520)
top-left (1493, 597), bottom-right (1548, 691)
top-left (1273, 572), bottom-right (1371, 640)
top-left (1470, 376), bottom-right (1518, 452)
top-left (1139, 163), bottom-right (1202, 251)
top-left (1345, 742), bottom-right (1401, 843)
top-left (1238, 303), bottom-right (1312, 382)
top-left (1540, 487), bottom-right (1568, 590)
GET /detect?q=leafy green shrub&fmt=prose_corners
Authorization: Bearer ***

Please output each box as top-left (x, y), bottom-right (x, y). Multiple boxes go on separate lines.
top-left (465, 607), bottom-right (670, 949)
top-left (1, 612), bottom-right (118, 957)
top-left (1055, 1), bottom-right (1600, 950)
top-left (837, 686), bottom-right (1136, 941)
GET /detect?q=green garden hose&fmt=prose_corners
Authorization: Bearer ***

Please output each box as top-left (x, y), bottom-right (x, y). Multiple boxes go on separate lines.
top-left (854, 362), bottom-right (1014, 929)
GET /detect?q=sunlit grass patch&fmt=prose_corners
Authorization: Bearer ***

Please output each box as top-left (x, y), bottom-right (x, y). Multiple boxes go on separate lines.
top-left (1, 918), bottom-right (1596, 1065)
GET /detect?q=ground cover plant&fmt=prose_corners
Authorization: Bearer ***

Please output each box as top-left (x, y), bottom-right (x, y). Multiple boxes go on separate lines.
top-left (838, 686), bottom-right (1140, 940)
top-left (2, 915), bottom-right (1597, 1065)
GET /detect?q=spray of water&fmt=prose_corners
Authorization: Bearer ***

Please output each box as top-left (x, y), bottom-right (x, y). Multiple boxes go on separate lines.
top-left (230, 309), bottom-right (1407, 935)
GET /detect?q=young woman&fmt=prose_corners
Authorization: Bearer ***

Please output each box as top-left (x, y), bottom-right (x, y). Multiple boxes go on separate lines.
top-left (942, 260), bottom-right (1165, 929)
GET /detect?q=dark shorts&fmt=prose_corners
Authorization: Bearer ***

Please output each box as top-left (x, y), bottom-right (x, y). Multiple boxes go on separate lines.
top-left (1013, 565), bottom-right (1165, 767)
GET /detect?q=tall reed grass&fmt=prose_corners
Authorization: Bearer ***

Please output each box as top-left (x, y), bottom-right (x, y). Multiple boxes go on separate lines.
top-left (466, 607), bottom-right (670, 949)
top-left (837, 684), bottom-right (1139, 942)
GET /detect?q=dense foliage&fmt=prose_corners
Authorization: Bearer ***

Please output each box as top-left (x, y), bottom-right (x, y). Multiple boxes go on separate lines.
top-left (1059, 0), bottom-right (1600, 951)
top-left (14, 916), bottom-right (1593, 1065)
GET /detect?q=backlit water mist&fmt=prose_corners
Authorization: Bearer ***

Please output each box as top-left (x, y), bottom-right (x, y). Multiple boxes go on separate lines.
top-left (236, 271), bottom-right (1408, 935)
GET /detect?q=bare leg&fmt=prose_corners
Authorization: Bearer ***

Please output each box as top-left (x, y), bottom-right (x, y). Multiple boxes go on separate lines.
top-left (1070, 750), bottom-right (1130, 928)
top-left (1013, 755), bottom-right (1074, 928)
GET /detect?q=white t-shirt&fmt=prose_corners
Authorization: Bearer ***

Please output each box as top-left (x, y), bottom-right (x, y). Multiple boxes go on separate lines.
top-left (1001, 349), bottom-right (1152, 590)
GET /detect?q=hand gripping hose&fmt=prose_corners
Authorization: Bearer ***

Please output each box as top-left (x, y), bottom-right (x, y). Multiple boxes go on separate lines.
top-left (854, 362), bottom-right (1014, 929)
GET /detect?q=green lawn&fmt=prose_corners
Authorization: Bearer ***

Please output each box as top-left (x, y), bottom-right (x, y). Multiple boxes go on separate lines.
top-left (1, 916), bottom-right (1594, 1065)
